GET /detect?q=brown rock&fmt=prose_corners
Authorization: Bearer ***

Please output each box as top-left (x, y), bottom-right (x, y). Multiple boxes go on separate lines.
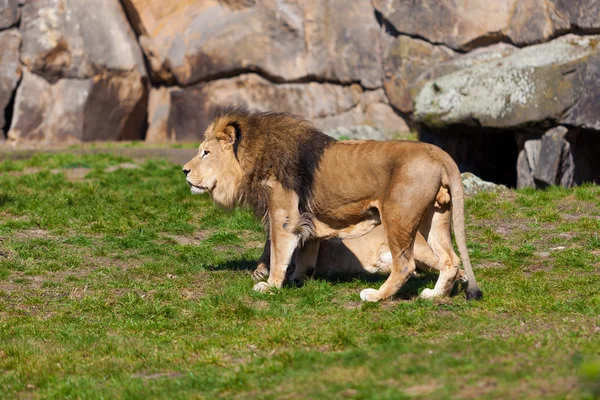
top-left (0, 29), bottom-right (21, 136)
top-left (8, 69), bottom-right (146, 143)
top-left (373, 0), bottom-right (597, 50)
top-left (145, 86), bottom-right (173, 143)
top-left (552, 0), bottom-right (600, 31)
top-left (11, 0), bottom-right (149, 143)
top-left (122, 0), bottom-right (383, 88)
top-left (0, 0), bottom-right (19, 29)
top-left (505, 0), bottom-right (568, 45)
top-left (20, 0), bottom-right (146, 81)
top-left (147, 74), bottom-right (408, 142)
top-left (373, 0), bottom-right (517, 50)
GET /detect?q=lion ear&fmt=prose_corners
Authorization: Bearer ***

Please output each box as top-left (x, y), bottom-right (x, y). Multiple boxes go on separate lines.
top-left (216, 125), bottom-right (237, 148)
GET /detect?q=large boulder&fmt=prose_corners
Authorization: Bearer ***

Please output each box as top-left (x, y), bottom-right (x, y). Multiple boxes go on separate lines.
top-left (146, 73), bottom-right (409, 142)
top-left (414, 35), bottom-right (600, 130)
top-left (0, 29), bottom-right (21, 137)
top-left (385, 42), bottom-right (516, 114)
top-left (8, 0), bottom-right (148, 143)
top-left (0, 0), bottom-right (19, 29)
top-left (8, 69), bottom-right (146, 143)
top-left (20, 0), bottom-right (146, 81)
top-left (373, 0), bottom-right (599, 50)
top-left (552, 0), bottom-right (600, 31)
top-left (121, 0), bottom-right (384, 88)
top-left (383, 36), bottom-right (456, 114)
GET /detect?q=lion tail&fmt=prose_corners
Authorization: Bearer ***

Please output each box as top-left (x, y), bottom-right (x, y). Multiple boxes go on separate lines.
top-left (445, 157), bottom-right (483, 301)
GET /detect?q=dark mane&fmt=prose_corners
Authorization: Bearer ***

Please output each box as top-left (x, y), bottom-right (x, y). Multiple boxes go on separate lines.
top-left (211, 106), bottom-right (335, 219)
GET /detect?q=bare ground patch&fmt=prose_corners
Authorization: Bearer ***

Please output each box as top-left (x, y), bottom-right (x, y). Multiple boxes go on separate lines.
top-left (162, 231), bottom-right (210, 246)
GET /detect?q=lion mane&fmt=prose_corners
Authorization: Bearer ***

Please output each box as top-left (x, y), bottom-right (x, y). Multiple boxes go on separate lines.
top-left (213, 106), bottom-right (334, 225)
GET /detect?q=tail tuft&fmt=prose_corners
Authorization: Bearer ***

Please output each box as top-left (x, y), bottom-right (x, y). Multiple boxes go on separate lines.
top-left (466, 286), bottom-right (483, 301)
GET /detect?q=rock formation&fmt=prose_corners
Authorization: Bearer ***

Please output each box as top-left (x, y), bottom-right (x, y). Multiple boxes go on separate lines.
top-left (1, 0), bottom-right (599, 185)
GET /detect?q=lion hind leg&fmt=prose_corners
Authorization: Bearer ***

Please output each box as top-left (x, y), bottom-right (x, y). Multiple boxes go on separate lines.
top-left (252, 239), bottom-right (271, 282)
top-left (360, 192), bottom-right (431, 302)
top-left (419, 204), bottom-right (461, 299)
top-left (289, 240), bottom-right (320, 286)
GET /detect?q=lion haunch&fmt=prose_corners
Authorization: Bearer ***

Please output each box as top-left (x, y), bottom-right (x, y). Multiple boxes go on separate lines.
top-left (184, 107), bottom-right (482, 302)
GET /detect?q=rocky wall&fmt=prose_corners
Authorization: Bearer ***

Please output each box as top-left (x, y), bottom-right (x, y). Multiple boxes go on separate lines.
top-left (1, 0), bottom-right (600, 185)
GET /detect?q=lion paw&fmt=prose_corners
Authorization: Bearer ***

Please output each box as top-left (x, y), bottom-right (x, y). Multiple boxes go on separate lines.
top-left (251, 265), bottom-right (269, 282)
top-left (359, 288), bottom-right (381, 302)
top-left (253, 281), bottom-right (272, 293)
top-left (419, 288), bottom-right (438, 299)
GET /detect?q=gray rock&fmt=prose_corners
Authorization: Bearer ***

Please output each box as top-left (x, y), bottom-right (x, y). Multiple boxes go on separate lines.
top-left (0, 29), bottom-right (21, 136)
top-left (517, 126), bottom-right (575, 189)
top-left (326, 126), bottom-right (388, 141)
top-left (383, 38), bottom-right (517, 114)
top-left (414, 35), bottom-right (600, 130)
top-left (517, 140), bottom-right (541, 189)
top-left (383, 36), bottom-right (456, 113)
top-left (534, 127), bottom-right (569, 186)
top-left (461, 172), bottom-right (508, 196)
top-left (0, 0), bottom-right (19, 29)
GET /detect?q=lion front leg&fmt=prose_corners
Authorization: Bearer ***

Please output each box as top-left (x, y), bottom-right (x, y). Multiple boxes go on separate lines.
top-left (253, 206), bottom-right (300, 293)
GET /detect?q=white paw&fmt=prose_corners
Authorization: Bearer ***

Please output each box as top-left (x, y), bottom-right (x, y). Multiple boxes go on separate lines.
top-left (359, 288), bottom-right (380, 302)
top-left (419, 288), bottom-right (438, 299)
top-left (253, 281), bottom-right (271, 293)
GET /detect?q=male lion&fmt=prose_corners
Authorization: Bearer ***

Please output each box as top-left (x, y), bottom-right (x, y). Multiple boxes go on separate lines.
top-left (183, 107), bottom-right (482, 302)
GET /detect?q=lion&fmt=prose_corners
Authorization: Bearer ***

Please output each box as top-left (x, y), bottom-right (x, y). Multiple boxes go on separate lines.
top-left (183, 107), bottom-right (482, 302)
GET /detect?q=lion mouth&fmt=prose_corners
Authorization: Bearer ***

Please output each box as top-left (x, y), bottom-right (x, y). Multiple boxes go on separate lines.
top-left (187, 180), bottom-right (209, 194)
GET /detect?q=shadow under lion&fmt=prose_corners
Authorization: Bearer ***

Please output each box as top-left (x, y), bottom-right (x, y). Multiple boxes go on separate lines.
top-left (209, 225), bottom-right (467, 300)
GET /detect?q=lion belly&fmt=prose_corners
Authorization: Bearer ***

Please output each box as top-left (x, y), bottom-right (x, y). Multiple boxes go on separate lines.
top-left (312, 202), bottom-right (381, 240)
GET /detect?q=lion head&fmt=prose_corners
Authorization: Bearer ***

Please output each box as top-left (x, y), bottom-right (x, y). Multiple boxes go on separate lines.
top-left (183, 121), bottom-right (243, 208)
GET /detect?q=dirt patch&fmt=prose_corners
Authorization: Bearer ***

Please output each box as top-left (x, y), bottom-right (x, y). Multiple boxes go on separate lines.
top-left (403, 382), bottom-right (440, 396)
top-left (12, 228), bottom-right (51, 239)
top-left (163, 231), bottom-right (209, 246)
top-left (50, 167), bottom-right (91, 181)
top-left (104, 162), bottom-right (139, 173)
top-left (460, 378), bottom-right (498, 399)
top-left (132, 371), bottom-right (184, 380)
top-left (8, 167), bottom-right (43, 176)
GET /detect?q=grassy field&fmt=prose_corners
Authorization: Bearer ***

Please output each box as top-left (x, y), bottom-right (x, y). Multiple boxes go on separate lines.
top-left (0, 151), bottom-right (599, 399)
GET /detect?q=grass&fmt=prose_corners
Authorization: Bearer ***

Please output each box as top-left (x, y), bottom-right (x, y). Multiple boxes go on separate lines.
top-left (0, 151), bottom-right (599, 399)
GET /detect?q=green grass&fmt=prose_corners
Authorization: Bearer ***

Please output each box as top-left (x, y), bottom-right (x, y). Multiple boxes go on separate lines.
top-left (0, 152), bottom-right (599, 399)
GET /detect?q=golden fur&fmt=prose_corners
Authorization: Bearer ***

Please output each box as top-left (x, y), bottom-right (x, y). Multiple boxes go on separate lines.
top-left (183, 107), bottom-right (482, 301)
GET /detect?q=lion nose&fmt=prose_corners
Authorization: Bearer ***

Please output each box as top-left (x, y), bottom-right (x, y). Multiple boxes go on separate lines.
top-left (183, 168), bottom-right (191, 176)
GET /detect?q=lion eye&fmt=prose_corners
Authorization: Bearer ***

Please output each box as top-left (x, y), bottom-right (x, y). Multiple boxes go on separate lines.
top-left (201, 149), bottom-right (210, 158)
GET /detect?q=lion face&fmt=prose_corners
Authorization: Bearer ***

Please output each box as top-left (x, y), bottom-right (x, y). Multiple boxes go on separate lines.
top-left (183, 124), bottom-right (243, 208)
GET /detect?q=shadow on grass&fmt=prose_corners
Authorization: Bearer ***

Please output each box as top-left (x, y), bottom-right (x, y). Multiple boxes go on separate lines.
top-left (208, 256), bottom-right (464, 300)
top-left (205, 257), bottom-right (258, 272)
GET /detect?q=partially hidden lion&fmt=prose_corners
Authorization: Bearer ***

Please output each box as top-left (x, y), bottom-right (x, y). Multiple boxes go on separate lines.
top-left (183, 107), bottom-right (482, 302)
top-left (252, 225), bottom-right (468, 299)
